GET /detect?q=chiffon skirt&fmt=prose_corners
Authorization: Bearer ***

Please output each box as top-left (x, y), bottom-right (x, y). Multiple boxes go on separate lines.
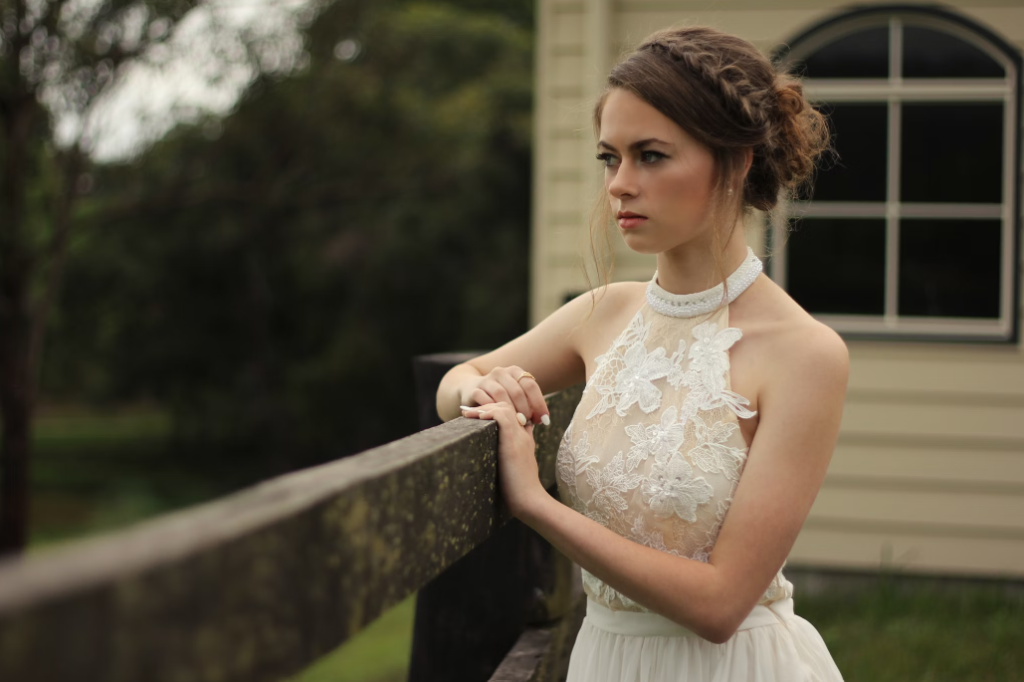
top-left (566, 597), bottom-right (844, 682)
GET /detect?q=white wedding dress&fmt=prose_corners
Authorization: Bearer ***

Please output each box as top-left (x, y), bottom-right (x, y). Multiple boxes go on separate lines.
top-left (555, 248), bottom-right (844, 681)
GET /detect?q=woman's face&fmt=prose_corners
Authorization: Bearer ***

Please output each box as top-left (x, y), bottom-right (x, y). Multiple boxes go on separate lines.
top-left (597, 87), bottom-right (719, 255)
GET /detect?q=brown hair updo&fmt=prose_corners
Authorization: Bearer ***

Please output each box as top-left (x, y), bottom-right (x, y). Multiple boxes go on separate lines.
top-left (581, 25), bottom-right (829, 304)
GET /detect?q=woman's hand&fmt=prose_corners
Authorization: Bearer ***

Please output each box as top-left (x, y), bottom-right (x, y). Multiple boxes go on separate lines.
top-left (460, 365), bottom-right (551, 427)
top-left (460, 401), bottom-right (547, 518)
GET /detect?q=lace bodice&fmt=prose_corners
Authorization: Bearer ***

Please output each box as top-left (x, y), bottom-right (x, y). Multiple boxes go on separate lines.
top-left (555, 257), bottom-right (791, 613)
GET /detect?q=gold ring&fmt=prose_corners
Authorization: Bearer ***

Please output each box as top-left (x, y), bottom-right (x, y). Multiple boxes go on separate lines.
top-left (516, 371), bottom-right (536, 383)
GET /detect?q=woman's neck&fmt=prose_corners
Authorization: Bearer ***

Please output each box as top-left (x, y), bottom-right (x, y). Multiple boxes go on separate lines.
top-left (654, 221), bottom-right (751, 295)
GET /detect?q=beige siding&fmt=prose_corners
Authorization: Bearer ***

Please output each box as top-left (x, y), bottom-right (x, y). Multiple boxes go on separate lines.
top-left (533, 0), bottom-right (1024, 576)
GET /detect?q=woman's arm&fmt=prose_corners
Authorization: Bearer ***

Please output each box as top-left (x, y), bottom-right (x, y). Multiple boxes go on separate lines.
top-left (436, 284), bottom-right (633, 423)
top-left (513, 322), bottom-right (849, 643)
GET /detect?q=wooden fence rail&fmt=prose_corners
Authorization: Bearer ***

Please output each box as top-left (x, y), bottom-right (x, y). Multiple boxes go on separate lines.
top-left (0, 354), bottom-right (586, 682)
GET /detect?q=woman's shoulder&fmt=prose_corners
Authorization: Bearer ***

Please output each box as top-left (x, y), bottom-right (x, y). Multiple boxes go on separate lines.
top-left (564, 280), bottom-right (648, 328)
top-left (559, 280), bottom-right (648, 360)
top-left (732, 276), bottom-right (849, 389)
top-left (753, 278), bottom-right (848, 386)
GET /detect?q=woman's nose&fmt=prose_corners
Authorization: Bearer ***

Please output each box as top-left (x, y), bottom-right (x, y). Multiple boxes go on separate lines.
top-left (608, 160), bottom-right (638, 199)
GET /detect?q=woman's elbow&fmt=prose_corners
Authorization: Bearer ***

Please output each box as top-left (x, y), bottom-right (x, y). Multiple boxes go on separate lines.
top-left (702, 620), bottom-right (739, 645)
top-left (691, 604), bottom-right (747, 644)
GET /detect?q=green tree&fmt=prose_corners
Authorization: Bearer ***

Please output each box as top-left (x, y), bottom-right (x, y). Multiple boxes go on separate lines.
top-left (0, 0), bottom-right (206, 553)
top-left (47, 0), bottom-right (534, 477)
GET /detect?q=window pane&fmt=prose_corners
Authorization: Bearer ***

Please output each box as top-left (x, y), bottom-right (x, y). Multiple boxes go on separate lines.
top-left (787, 218), bottom-right (886, 315)
top-left (797, 27), bottom-right (889, 78)
top-left (903, 26), bottom-right (1004, 78)
top-left (901, 103), bottom-right (1004, 203)
top-left (899, 219), bottom-right (1001, 318)
top-left (810, 103), bottom-right (888, 202)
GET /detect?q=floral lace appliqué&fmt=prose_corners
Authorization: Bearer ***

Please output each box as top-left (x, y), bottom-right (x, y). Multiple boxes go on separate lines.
top-left (585, 451), bottom-right (644, 525)
top-left (624, 405), bottom-right (687, 472)
top-left (684, 321), bottom-right (756, 419)
top-left (586, 311), bottom-right (673, 419)
top-left (641, 454), bottom-right (714, 522)
top-left (688, 414), bottom-right (747, 482)
top-left (556, 424), bottom-right (599, 498)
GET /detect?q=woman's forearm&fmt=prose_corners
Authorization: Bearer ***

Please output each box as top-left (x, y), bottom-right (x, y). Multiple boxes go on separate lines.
top-left (519, 493), bottom-right (738, 643)
top-left (436, 362), bottom-right (484, 422)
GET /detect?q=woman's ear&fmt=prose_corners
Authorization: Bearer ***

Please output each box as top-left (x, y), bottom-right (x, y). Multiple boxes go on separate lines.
top-left (742, 147), bottom-right (753, 178)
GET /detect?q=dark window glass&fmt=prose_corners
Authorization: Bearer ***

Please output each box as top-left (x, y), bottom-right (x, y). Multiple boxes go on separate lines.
top-left (787, 218), bottom-right (886, 315)
top-left (901, 103), bottom-right (1003, 203)
top-left (797, 27), bottom-right (889, 78)
top-left (809, 103), bottom-right (888, 201)
top-left (903, 26), bottom-right (1004, 79)
top-left (899, 219), bottom-right (1001, 318)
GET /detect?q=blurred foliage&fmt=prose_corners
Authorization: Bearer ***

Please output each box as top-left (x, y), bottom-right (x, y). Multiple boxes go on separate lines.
top-left (41, 0), bottom-right (534, 473)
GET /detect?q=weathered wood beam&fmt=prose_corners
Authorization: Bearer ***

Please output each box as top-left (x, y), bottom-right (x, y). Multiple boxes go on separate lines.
top-left (487, 592), bottom-right (587, 682)
top-left (0, 383), bottom-right (583, 682)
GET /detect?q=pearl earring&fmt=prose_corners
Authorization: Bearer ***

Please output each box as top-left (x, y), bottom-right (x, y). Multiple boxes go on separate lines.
top-left (727, 187), bottom-right (734, 196)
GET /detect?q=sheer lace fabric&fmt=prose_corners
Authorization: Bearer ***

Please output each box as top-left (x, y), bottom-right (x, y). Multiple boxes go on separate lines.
top-left (555, 300), bottom-right (790, 612)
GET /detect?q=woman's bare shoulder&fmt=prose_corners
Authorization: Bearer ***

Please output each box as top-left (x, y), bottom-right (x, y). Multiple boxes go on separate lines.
top-left (463, 280), bottom-right (646, 396)
top-left (733, 276), bottom-right (848, 383)
top-left (750, 278), bottom-right (849, 390)
top-left (566, 280), bottom-right (647, 328)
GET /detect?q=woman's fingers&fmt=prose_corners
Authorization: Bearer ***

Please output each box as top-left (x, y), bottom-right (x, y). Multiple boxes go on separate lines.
top-left (460, 401), bottom-right (543, 428)
top-left (470, 387), bottom-right (494, 411)
top-left (490, 372), bottom-right (532, 420)
top-left (463, 367), bottom-right (549, 427)
top-left (498, 366), bottom-right (540, 421)
top-left (515, 373), bottom-right (551, 426)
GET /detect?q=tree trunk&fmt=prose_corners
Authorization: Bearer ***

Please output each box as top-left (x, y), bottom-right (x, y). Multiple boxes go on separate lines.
top-left (0, 307), bottom-right (33, 554)
top-left (0, 62), bottom-right (39, 554)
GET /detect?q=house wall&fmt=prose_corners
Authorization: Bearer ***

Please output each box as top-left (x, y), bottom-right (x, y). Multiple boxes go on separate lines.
top-left (531, 0), bottom-right (1024, 577)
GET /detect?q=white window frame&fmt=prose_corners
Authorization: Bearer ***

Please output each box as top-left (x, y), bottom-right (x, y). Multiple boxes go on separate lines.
top-left (772, 9), bottom-right (1020, 342)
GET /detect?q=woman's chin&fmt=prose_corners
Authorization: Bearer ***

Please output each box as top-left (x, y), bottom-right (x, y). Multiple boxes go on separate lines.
top-left (619, 231), bottom-right (663, 255)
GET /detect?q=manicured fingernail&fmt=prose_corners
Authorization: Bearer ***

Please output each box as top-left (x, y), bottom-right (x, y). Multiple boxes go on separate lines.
top-left (541, 414), bottom-right (551, 426)
top-left (459, 405), bottom-right (476, 411)
top-left (516, 412), bottom-right (527, 426)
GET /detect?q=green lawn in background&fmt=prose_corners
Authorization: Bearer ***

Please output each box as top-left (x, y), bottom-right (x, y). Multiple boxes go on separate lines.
top-left (287, 594), bottom-right (416, 682)
top-left (797, 577), bottom-right (1024, 682)
top-left (24, 410), bottom-right (1024, 682)
top-left (29, 407), bottom-right (220, 549)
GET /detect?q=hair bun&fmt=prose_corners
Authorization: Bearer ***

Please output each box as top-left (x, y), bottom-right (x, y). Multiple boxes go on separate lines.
top-left (774, 78), bottom-right (806, 118)
top-left (761, 75), bottom-right (828, 198)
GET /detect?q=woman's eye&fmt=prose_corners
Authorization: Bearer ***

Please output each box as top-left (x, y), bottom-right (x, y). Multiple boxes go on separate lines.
top-left (595, 153), bottom-right (618, 167)
top-left (640, 151), bottom-right (664, 163)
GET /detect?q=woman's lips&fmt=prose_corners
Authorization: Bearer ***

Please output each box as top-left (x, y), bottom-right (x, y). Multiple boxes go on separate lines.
top-left (618, 216), bottom-right (647, 230)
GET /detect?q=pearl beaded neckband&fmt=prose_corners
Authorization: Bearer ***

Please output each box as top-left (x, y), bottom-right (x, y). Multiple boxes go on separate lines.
top-left (645, 247), bottom-right (763, 318)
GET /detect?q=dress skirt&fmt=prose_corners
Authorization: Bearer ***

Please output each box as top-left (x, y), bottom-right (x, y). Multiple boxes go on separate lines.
top-left (566, 598), bottom-right (844, 682)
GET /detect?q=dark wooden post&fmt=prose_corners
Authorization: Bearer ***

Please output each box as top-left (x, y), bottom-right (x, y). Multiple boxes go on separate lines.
top-left (409, 353), bottom-right (575, 682)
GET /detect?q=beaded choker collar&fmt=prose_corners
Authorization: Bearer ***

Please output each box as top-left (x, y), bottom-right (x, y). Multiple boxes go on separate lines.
top-left (646, 247), bottom-right (763, 318)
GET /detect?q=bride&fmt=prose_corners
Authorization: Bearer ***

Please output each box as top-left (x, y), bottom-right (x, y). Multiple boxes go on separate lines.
top-left (437, 25), bottom-right (847, 682)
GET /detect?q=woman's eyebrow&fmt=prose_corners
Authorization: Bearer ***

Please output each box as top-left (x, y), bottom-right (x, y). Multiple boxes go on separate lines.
top-left (596, 138), bottom-right (672, 152)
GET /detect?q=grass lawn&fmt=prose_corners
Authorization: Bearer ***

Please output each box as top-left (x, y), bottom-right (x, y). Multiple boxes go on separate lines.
top-left (28, 407), bottom-right (216, 549)
top-left (287, 595), bottom-right (417, 682)
top-left (796, 575), bottom-right (1024, 682)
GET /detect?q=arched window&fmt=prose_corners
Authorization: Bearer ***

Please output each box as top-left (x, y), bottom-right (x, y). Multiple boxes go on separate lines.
top-left (772, 7), bottom-right (1021, 342)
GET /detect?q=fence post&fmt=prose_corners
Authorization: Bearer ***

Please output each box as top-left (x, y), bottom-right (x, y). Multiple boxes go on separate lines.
top-left (408, 353), bottom-right (575, 682)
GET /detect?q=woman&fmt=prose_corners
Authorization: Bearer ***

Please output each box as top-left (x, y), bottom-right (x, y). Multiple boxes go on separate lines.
top-left (436, 25), bottom-right (847, 682)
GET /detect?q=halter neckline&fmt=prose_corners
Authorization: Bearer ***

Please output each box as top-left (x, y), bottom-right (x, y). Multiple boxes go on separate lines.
top-left (645, 247), bottom-right (763, 318)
